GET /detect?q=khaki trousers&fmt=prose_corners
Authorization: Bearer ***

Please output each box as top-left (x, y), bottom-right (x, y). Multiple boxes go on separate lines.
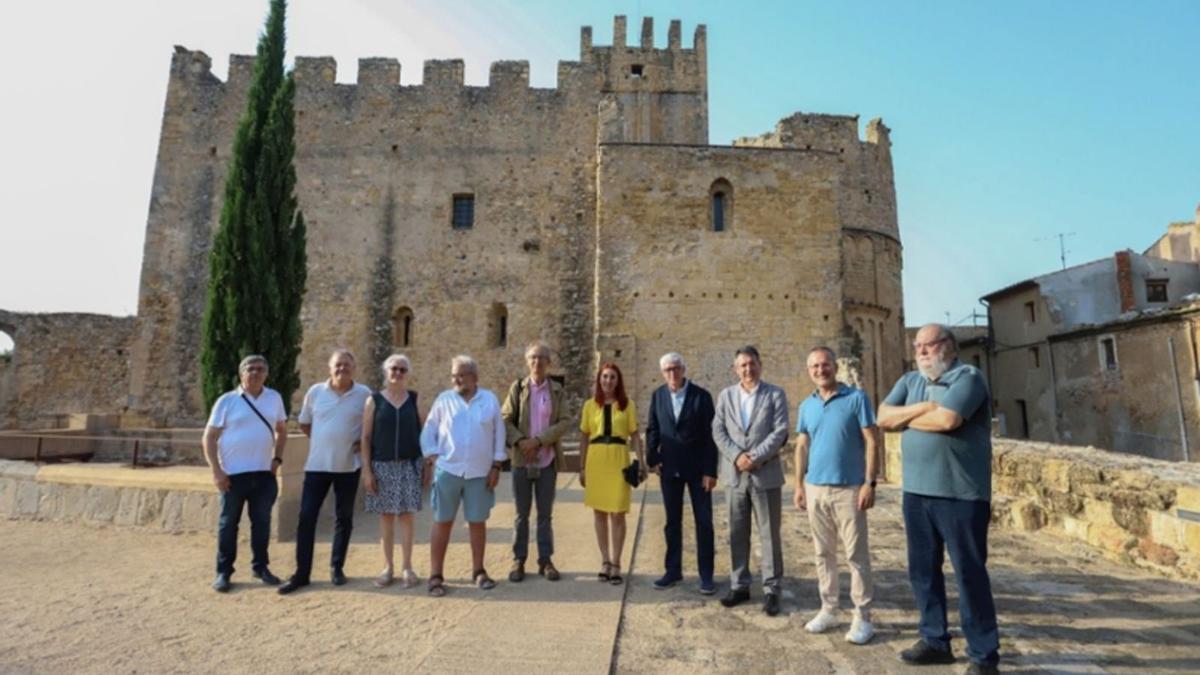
top-left (805, 482), bottom-right (874, 620)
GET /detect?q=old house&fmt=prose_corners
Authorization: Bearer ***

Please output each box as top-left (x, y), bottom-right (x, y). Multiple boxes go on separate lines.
top-left (983, 213), bottom-right (1200, 461)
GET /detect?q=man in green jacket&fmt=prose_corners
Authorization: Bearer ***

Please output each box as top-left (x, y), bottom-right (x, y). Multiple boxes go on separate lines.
top-left (501, 341), bottom-right (576, 582)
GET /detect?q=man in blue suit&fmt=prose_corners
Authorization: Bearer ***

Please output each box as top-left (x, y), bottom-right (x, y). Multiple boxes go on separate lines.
top-left (646, 352), bottom-right (719, 595)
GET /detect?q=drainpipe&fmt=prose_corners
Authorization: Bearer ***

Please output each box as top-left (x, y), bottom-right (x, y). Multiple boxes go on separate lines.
top-left (1168, 334), bottom-right (1191, 462)
top-left (1045, 339), bottom-right (1061, 443)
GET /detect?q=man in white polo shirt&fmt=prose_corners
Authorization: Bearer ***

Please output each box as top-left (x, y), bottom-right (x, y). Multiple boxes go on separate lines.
top-left (420, 354), bottom-right (506, 596)
top-left (279, 349), bottom-right (372, 594)
top-left (203, 354), bottom-right (289, 593)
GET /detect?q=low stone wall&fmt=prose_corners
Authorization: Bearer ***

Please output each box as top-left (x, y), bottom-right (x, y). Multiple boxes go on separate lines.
top-left (884, 434), bottom-right (1200, 579)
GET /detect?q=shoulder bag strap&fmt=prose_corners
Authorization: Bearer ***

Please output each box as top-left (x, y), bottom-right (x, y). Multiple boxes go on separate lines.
top-left (240, 392), bottom-right (276, 435)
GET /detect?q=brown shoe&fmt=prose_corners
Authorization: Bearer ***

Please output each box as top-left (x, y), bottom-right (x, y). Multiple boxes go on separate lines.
top-left (508, 560), bottom-right (526, 583)
top-left (539, 560), bottom-right (561, 581)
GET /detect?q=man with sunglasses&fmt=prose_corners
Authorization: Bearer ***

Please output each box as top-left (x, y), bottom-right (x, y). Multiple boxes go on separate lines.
top-left (202, 354), bottom-right (288, 593)
top-left (878, 324), bottom-right (999, 675)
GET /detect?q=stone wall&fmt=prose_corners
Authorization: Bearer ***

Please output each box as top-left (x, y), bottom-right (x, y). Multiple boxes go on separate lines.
top-left (0, 460), bottom-right (226, 534)
top-left (0, 310), bottom-right (135, 429)
top-left (884, 434), bottom-right (1200, 579)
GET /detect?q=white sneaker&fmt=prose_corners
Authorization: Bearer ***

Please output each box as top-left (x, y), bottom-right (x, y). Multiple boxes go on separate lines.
top-left (804, 609), bottom-right (839, 634)
top-left (844, 617), bottom-right (875, 645)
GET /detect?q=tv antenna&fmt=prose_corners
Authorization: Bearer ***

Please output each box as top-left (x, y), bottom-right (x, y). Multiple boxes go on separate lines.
top-left (1035, 232), bottom-right (1076, 270)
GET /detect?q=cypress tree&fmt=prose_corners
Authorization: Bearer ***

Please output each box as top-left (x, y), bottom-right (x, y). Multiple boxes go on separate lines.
top-left (200, 0), bottom-right (306, 413)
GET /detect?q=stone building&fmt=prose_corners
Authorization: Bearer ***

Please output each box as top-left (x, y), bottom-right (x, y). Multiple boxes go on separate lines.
top-left (0, 17), bottom-right (905, 429)
top-left (982, 214), bottom-right (1200, 460)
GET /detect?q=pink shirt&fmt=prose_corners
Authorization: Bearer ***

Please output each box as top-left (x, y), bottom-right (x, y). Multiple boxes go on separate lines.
top-left (527, 378), bottom-right (555, 468)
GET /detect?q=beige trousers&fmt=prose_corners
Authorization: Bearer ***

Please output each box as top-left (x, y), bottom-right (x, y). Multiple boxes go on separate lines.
top-left (805, 482), bottom-right (874, 620)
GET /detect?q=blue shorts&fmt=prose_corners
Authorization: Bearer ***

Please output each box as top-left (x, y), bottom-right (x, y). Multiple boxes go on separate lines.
top-left (431, 468), bottom-right (495, 523)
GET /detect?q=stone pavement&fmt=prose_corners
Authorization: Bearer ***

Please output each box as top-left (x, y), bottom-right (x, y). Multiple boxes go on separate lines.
top-left (1, 475), bottom-right (1198, 673)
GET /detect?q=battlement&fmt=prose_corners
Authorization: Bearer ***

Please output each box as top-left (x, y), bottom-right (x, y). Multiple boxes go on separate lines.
top-left (168, 14), bottom-right (707, 100)
top-left (580, 16), bottom-right (707, 94)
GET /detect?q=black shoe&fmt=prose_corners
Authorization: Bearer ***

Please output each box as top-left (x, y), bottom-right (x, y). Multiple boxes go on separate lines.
top-left (653, 573), bottom-right (682, 590)
top-left (253, 568), bottom-right (282, 586)
top-left (719, 588), bottom-right (751, 608)
top-left (763, 593), bottom-right (781, 616)
top-left (277, 577), bottom-right (310, 595)
top-left (900, 639), bottom-right (956, 665)
top-left (509, 560), bottom-right (526, 583)
top-left (964, 663), bottom-right (999, 675)
top-left (331, 568), bottom-right (348, 586)
top-left (212, 573), bottom-right (232, 593)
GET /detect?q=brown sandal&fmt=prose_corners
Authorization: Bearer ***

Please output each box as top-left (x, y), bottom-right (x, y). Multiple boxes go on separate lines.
top-left (598, 561), bottom-right (612, 581)
top-left (428, 574), bottom-right (446, 597)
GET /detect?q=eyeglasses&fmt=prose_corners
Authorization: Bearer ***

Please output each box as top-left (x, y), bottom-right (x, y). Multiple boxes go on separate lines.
top-left (912, 337), bottom-right (949, 351)
top-left (661, 366), bottom-right (683, 373)
top-left (389, 366), bottom-right (408, 373)
top-left (244, 366), bottom-right (266, 373)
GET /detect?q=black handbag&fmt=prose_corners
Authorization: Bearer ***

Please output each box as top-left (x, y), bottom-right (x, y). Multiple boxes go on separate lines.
top-left (623, 459), bottom-right (642, 487)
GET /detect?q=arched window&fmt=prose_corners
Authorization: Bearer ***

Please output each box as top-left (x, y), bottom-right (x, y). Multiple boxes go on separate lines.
top-left (393, 306), bottom-right (414, 347)
top-left (709, 178), bottom-right (733, 232)
top-left (490, 303), bottom-right (508, 348)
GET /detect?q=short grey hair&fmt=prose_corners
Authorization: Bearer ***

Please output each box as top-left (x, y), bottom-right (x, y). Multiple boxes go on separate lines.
top-left (451, 354), bottom-right (478, 375)
top-left (381, 353), bottom-right (410, 376)
top-left (329, 348), bottom-right (356, 364)
top-left (525, 341), bottom-right (552, 360)
top-left (659, 352), bottom-right (685, 370)
top-left (734, 345), bottom-right (761, 364)
top-left (808, 346), bottom-right (837, 361)
top-left (238, 354), bottom-right (268, 373)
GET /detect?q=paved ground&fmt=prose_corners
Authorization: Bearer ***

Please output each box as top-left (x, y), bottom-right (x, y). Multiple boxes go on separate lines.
top-left (1, 477), bottom-right (1198, 674)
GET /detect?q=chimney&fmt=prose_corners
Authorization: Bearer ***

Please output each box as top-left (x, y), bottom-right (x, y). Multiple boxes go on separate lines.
top-left (1114, 250), bottom-right (1136, 312)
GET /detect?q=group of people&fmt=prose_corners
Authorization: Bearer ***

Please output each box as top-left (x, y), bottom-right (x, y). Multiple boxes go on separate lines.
top-left (201, 323), bottom-right (1000, 675)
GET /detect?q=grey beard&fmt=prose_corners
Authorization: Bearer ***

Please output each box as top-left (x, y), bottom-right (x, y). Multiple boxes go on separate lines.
top-left (919, 357), bottom-right (951, 381)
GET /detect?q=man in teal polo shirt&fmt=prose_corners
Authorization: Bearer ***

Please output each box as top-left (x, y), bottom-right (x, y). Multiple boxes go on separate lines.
top-left (879, 323), bottom-right (999, 675)
top-left (793, 347), bottom-right (879, 645)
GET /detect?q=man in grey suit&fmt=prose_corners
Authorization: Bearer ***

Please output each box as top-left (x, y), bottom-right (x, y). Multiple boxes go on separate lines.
top-left (712, 345), bottom-right (791, 616)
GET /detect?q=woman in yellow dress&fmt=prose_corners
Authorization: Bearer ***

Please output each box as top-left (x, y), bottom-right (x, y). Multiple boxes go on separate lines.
top-left (579, 362), bottom-right (646, 585)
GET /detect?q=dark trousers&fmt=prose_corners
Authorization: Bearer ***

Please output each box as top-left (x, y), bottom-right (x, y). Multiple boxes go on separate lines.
top-left (903, 492), bottom-right (1000, 666)
top-left (294, 469), bottom-right (361, 580)
top-left (216, 471), bottom-right (278, 575)
top-left (512, 465), bottom-right (556, 563)
top-left (661, 472), bottom-right (714, 582)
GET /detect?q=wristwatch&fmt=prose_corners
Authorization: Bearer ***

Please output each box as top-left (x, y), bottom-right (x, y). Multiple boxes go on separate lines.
top-left (868, 479), bottom-right (877, 488)
top-left (272, 457), bottom-right (283, 466)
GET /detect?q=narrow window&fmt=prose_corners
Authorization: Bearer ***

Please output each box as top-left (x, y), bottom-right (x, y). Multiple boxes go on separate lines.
top-left (452, 194), bottom-right (474, 229)
top-left (1146, 279), bottom-right (1168, 303)
top-left (709, 178), bottom-right (733, 232)
top-left (491, 303), bottom-right (508, 348)
top-left (1029, 346), bottom-right (1040, 369)
top-left (393, 306), bottom-right (414, 347)
top-left (1099, 336), bottom-right (1118, 371)
top-left (1024, 301), bottom-right (1036, 323)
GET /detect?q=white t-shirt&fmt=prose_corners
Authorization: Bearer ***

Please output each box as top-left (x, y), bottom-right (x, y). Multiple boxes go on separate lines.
top-left (738, 383), bottom-right (760, 430)
top-left (207, 386), bottom-right (287, 475)
top-left (297, 381), bottom-right (371, 473)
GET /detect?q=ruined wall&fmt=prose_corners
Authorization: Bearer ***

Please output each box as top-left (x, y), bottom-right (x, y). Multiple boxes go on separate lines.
top-left (1051, 315), bottom-right (1200, 462)
top-left (1144, 206), bottom-right (1200, 262)
top-left (596, 143), bottom-right (849, 411)
top-left (0, 311), bottom-right (135, 429)
top-left (883, 434), bottom-right (1200, 579)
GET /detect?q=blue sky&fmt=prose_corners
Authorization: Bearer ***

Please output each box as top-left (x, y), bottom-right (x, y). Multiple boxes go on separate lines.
top-left (1, 0), bottom-right (1196, 351)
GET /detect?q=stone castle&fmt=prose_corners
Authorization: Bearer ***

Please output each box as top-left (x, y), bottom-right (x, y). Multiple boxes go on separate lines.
top-left (0, 17), bottom-right (905, 429)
